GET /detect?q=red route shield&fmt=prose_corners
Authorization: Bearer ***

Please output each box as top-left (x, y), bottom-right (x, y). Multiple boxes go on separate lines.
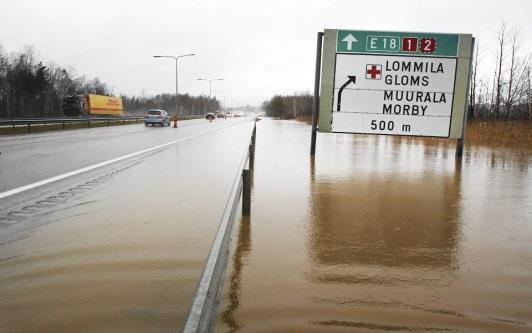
top-left (420, 38), bottom-right (437, 53)
top-left (402, 37), bottom-right (418, 52)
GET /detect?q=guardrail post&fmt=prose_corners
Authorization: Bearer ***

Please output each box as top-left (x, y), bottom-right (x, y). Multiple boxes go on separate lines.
top-left (27, 123), bottom-right (31, 133)
top-left (62, 121), bottom-right (65, 130)
top-left (249, 143), bottom-right (255, 171)
top-left (88, 120), bottom-right (91, 128)
top-left (242, 169), bottom-right (251, 215)
top-left (252, 123), bottom-right (256, 145)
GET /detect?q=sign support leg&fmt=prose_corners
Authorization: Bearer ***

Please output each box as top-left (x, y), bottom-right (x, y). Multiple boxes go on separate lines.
top-left (456, 38), bottom-right (475, 159)
top-left (310, 32), bottom-right (324, 156)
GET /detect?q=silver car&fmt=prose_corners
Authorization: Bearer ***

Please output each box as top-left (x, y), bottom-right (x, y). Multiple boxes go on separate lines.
top-left (144, 109), bottom-right (171, 126)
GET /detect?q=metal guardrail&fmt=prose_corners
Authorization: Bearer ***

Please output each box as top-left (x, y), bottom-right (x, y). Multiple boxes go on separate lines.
top-left (183, 120), bottom-right (256, 333)
top-left (0, 115), bottom-right (205, 133)
top-left (0, 116), bottom-right (143, 133)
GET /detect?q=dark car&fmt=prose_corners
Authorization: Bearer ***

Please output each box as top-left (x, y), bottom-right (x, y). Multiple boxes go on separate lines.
top-left (205, 113), bottom-right (215, 121)
top-left (144, 109), bottom-right (170, 126)
top-left (216, 112), bottom-right (226, 119)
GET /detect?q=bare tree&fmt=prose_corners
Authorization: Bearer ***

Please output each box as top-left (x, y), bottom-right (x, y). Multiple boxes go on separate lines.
top-left (469, 45), bottom-right (479, 118)
top-left (292, 95), bottom-right (297, 118)
top-left (489, 65), bottom-right (497, 117)
top-left (494, 23), bottom-right (506, 119)
top-left (0, 45), bottom-right (9, 118)
top-left (505, 30), bottom-right (520, 119)
top-left (526, 64), bottom-right (532, 120)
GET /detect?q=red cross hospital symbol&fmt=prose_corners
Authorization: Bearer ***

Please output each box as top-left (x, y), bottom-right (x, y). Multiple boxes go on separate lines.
top-left (366, 64), bottom-right (382, 79)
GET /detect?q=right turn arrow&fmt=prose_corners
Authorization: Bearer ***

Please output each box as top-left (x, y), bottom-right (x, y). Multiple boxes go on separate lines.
top-left (337, 76), bottom-right (356, 112)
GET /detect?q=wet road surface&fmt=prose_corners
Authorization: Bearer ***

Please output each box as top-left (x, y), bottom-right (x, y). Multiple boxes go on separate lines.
top-left (0, 118), bottom-right (243, 192)
top-left (0, 118), bottom-right (256, 332)
top-left (216, 119), bottom-right (532, 332)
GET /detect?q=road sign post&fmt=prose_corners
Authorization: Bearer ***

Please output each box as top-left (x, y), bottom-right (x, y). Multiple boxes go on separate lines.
top-left (310, 32), bottom-right (324, 156)
top-left (456, 38), bottom-right (475, 158)
top-left (314, 29), bottom-right (474, 156)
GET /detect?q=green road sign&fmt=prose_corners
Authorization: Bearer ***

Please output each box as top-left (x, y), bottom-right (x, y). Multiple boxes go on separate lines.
top-left (318, 29), bottom-right (473, 139)
top-left (337, 30), bottom-right (459, 57)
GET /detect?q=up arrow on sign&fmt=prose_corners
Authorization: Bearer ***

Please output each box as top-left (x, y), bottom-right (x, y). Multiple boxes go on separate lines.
top-left (342, 33), bottom-right (358, 50)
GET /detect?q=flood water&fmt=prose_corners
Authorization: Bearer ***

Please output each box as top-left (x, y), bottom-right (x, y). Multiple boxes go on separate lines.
top-left (217, 119), bottom-right (532, 332)
top-left (0, 120), bottom-right (255, 332)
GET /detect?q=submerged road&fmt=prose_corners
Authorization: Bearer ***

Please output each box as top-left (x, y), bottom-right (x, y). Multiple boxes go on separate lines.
top-left (1, 117), bottom-right (531, 332)
top-left (0, 116), bottom-right (256, 331)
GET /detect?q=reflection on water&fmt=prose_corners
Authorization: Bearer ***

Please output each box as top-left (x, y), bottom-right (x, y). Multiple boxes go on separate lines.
top-left (309, 169), bottom-right (461, 269)
top-left (217, 119), bottom-right (532, 333)
top-left (221, 216), bottom-right (251, 332)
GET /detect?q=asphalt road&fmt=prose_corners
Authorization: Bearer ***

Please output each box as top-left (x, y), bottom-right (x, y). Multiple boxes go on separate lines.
top-left (0, 117), bottom-right (247, 193)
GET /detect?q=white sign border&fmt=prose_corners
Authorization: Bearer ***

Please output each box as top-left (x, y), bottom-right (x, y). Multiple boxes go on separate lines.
top-left (330, 52), bottom-right (459, 138)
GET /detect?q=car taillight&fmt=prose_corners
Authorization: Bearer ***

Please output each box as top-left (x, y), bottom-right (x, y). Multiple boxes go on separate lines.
top-left (159, 115), bottom-right (162, 119)
top-left (144, 114), bottom-right (148, 117)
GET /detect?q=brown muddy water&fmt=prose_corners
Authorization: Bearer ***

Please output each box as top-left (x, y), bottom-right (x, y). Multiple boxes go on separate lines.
top-left (0, 121), bottom-right (255, 332)
top-left (216, 119), bottom-right (532, 332)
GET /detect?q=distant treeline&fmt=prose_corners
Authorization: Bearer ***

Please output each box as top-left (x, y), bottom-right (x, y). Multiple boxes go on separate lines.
top-left (0, 44), bottom-right (219, 118)
top-left (0, 45), bottom-right (112, 118)
top-left (262, 93), bottom-right (313, 119)
top-left (123, 94), bottom-right (220, 116)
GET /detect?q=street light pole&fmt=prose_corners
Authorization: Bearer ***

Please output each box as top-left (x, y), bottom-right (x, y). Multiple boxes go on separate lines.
top-left (153, 53), bottom-right (195, 116)
top-left (197, 78), bottom-right (223, 112)
top-left (216, 90), bottom-right (231, 112)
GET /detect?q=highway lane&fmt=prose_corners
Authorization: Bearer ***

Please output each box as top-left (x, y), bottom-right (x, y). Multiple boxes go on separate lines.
top-left (0, 117), bottom-right (244, 193)
top-left (0, 117), bottom-right (256, 331)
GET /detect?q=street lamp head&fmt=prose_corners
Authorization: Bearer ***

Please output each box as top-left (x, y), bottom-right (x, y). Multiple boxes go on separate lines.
top-left (154, 54), bottom-right (195, 60)
top-left (197, 78), bottom-right (223, 82)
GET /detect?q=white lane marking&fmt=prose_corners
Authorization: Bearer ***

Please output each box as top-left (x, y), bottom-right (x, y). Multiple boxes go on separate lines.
top-left (0, 126), bottom-right (221, 200)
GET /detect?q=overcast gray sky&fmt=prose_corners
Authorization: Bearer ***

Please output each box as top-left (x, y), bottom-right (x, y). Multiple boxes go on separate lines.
top-left (1, 0), bottom-right (531, 106)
